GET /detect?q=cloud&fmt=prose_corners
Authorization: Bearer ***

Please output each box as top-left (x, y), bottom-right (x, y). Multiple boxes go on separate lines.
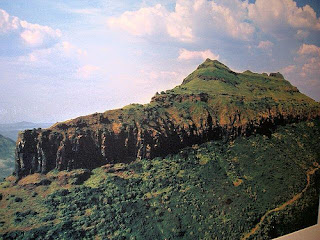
top-left (248, 0), bottom-right (320, 38)
top-left (281, 65), bottom-right (296, 75)
top-left (281, 43), bottom-right (320, 101)
top-left (1, 8), bottom-right (95, 88)
top-left (19, 41), bottom-right (86, 64)
top-left (296, 44), bottom-right (320, 79)
top-left (300, 57), bottom-right (320, 78)
top-left (108, 0), bottom-right (255, 42)
top-left (257, 40), bottom-right (274, 50)
top-left (108, 4), bottom-right (175, 39)
top-left (19, 20), bottom-right (62, 46)
top-left (178, 49), bottom-right (219, 61)
top-left (297, 45), bottom-right (320, 79)
top-left (0, 9), bottom-right (20, 32)
top-left (108, 0), bottom-right (320, 42)
top-left (0, 8), bottom-right (61, 47)
top-left (77, 65), bottom-right (101, 79)
top-left (15, 41), bottom-right (89, 83)
top-left (297, 44), bottom-right (320, 56)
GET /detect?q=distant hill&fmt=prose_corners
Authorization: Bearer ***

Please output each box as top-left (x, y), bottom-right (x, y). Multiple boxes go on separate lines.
top-left (0, 121), bottom-right (52, 141)
top-left (0, 134), bottom-right (15, 179)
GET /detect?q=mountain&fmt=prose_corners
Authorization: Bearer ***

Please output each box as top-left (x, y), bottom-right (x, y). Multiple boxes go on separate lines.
top-left (0, 134), bottom-right (15, 179)
top-left (0, 59), bottom-right (320, 239)
top-left (15, 59), bottom-right (320, 178)
top-left (0, 122), bottom-right (53, 141)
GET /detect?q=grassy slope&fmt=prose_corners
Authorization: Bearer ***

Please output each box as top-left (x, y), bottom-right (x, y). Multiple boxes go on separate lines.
top-left (0, 135), bottom-right (15, 179)
top-left (174, 59), bottom-right (313, 101)
top-left (0, 120), bottom-right (319, 240)
top-left (171, 60), bottom-right (318, 119)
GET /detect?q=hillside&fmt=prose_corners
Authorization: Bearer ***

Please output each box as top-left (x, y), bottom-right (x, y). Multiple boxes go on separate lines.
top-left (15, 59), bottom-right (320, 178)
top-left (0, 120), bottom-right (319, 239)
top-left (0, 134), bottom-right (15, 179)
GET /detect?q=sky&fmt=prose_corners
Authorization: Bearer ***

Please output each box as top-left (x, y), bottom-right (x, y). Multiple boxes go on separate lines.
top-left (0, 0), bottom-right (320, 124)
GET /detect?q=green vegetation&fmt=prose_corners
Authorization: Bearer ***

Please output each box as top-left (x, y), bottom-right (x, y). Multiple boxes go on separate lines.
top-left (0, 134), bottom-right (15, 180)
top-left (54, 59), bottom-right (319, 139)
top-left (182, 59), bottom-right (239, 86)
top-left (176, 59), bottom-right (310, 102)
top-left (94, 59), bottom-right (319, 141)
top-left (1, 120), bottom-right (319, 239)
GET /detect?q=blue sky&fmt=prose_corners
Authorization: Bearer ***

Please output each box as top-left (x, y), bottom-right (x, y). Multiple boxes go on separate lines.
top-left (0, 0), bottom-right (320, 123)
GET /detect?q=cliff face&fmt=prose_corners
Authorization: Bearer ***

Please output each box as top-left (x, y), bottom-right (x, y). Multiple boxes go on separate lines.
top-left (15, 59), bottom-right (320, 178)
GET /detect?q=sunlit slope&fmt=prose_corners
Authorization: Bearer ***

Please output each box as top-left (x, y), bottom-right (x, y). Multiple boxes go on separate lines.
top-left (175, 59), bottom-right (316, 104)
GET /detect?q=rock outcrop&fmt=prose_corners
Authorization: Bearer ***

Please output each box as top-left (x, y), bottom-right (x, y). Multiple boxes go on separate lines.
top-left (15, 59), bottom-right (320, 178)
top-left (269, 72), bottom-right (284, 79)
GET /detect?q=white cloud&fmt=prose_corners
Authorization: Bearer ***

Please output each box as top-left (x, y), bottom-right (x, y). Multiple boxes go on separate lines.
top-left (300, 57), bottom-right (320, 78)
top-left (257, 40), bottom-right (274, 50)
top-left (108, 0), bottom-right (255, 42)
top-left (0, 9), bottom-right (20, 32)
top-left (281, 43), bottom-right (320, 100)
top-left (297, 44), bottom-right (320, 79)
top-left (108, 3), bottom-right (193, 41)
top-left (208, 0), bottom-right (254, 40)
top-left (178, 49), bottom-right (219, 61)
top-left (108, 0), bottom-right (320, 42)
top-left (281, 65), bottom-right (296, 75)
top-left (0, 8), bottom-right (61, 47)
top-left (61, 41), bottom-right (87, 57)
top-left (297, 44), bottom-right (320, 56)
top-left (0, 9), bottom-right (95, 86)
top-left (296, 44), bottom-right (320, 77)
top-left (77, 65), bottom-right (101, 79)
top-left (19, 41), bottom-right (86, 64)
top-left (19, 20), bottom-right (62, 46)
top-left (0, 9), bottom-right (87, 72)
top-left (108, 4), bottom-right (173, 39)
top-left (248, 0), bottom-right (320, 38)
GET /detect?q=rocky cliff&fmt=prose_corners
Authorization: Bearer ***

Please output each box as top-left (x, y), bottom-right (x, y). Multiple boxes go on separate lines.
top-left (15, 59), bottom-right (320, 178)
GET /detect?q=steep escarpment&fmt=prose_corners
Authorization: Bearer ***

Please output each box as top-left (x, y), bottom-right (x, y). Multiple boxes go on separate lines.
top-left (15, 59), bottom-right (320, 178)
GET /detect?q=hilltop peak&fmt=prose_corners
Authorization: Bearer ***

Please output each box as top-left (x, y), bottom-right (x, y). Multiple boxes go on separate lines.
top-left (269, 72), bottom-right (284, 79)
top-left (182, 58), bottom-right (237, 85)
top-left (197, 58), bottom-right (230, 70)
top-left (181, 58), bottom-right (290, 88)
